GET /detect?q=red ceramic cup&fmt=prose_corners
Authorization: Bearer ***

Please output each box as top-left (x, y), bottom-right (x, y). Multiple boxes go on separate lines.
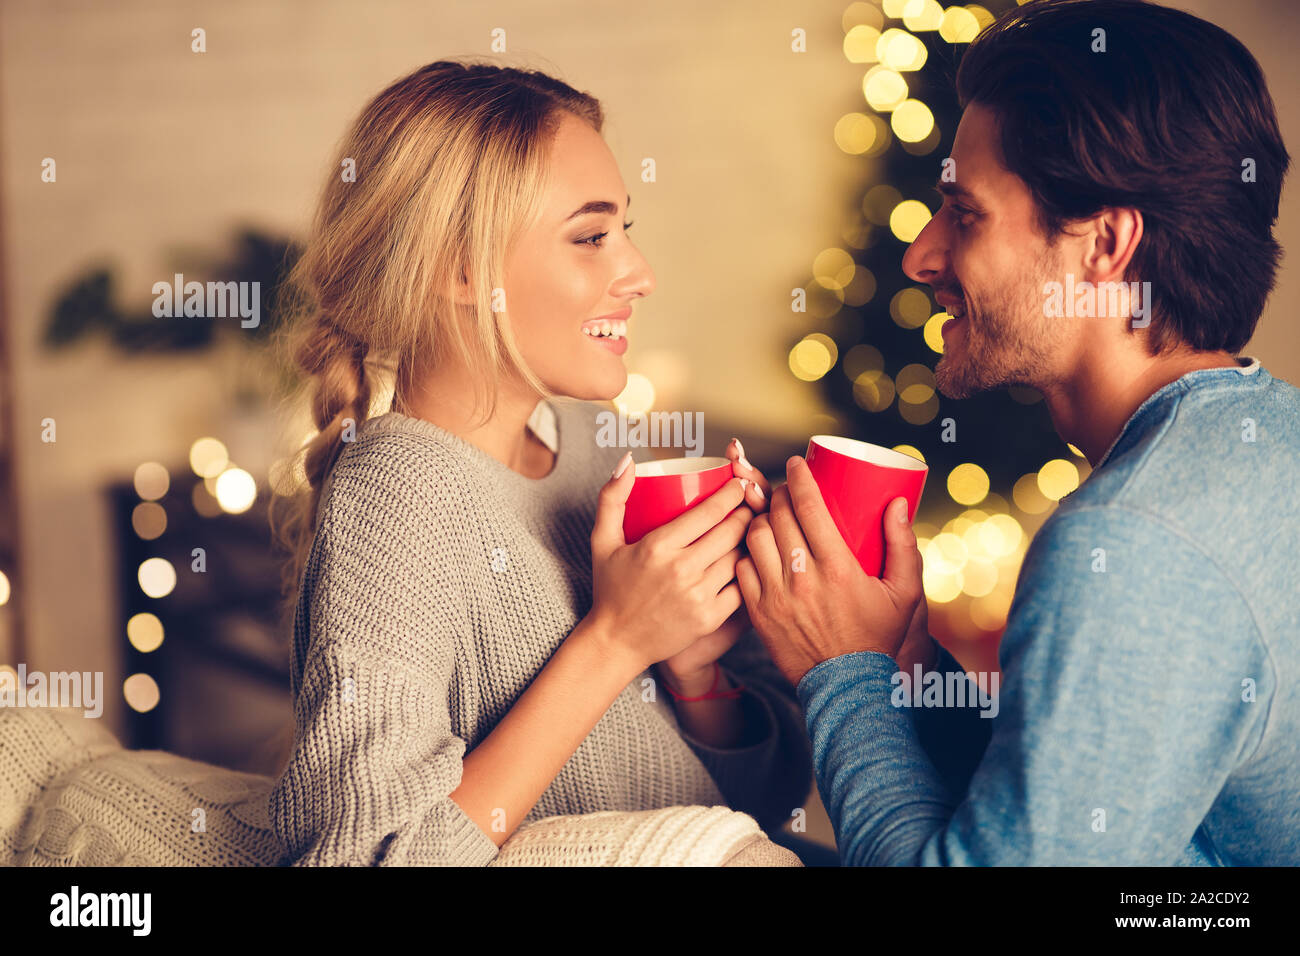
top-left (804, 436), bottom-right (928, 577)
top-left (623, 456), bottom-right (735, 544)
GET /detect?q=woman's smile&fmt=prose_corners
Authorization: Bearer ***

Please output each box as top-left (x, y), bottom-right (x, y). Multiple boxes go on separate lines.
top-left (581, 306), bottom-right (631, 355)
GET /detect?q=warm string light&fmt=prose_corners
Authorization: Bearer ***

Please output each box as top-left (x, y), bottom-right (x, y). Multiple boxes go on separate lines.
top-left (123, 434), bottom-right (260, 712)
top-left (796, 6), bottom-right (1056, 629)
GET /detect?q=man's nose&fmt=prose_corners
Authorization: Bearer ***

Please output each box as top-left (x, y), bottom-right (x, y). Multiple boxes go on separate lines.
top-left (901, 216), bottom-right (945, 286)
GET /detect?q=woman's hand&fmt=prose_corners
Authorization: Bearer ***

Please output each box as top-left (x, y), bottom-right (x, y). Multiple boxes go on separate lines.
top-left (656, 604), bottom-right (751, 693)
top-left (588, 453), bottom-right (753, 672)
top-left (654, 440), bottom-right (768, 691)
top-left (727, 438), bottom-right (771, 514)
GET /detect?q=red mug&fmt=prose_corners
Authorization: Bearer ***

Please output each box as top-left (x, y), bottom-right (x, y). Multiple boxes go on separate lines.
top-left (623, 456), bottom-right (734, 544)
top-left (804, 436), bottom-right (928, 577)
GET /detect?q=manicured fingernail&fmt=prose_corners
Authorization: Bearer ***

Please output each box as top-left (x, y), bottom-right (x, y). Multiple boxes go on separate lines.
top-left (753, 483), bottom-right (765, 501)
top-left (895, 497), bottom-right (909, 523)
top-left (612, 451), bottom-right (632, 478)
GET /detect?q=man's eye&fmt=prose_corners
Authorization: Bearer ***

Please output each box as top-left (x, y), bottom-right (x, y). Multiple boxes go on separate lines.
top-left (948, 205), bottom-right (975, 230)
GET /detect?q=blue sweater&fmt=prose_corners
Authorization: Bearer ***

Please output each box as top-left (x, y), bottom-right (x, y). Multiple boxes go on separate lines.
top-left (797, 356), bottom-right (1300, 865)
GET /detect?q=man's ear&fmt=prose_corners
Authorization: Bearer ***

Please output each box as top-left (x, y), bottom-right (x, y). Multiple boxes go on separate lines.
top-left (1081, 206), bottom-right (1143, 284)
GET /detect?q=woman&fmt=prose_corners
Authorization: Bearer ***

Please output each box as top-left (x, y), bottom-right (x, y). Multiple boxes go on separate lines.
top-left (267, 60), bottom-right (811, 866)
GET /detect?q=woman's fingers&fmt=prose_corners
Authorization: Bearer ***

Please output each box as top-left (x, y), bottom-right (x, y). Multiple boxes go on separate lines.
top-left (728, 438), bottom-right (770, 513)
top-left (701, 545), bottom-right (743, 595)
top-left (592, 451), bottom-right (635, 559)
top-left (744, 513), bottom-right (782, 590)
top-left (650, 477), bottom-right (747, 550)
top-left (688, 499), bottom-right (753, 572)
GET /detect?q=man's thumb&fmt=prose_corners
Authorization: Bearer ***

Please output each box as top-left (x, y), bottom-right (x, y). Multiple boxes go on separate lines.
top-left (592, 451), bottom-right (635, 558)
top-left (881, 496), bottom-right (923, 600)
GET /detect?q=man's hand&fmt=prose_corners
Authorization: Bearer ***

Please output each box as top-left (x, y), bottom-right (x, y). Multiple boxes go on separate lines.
top-left (736, 455), bottom-right (928, 687)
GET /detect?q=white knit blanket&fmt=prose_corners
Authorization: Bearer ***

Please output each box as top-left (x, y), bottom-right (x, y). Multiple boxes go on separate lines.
top-left (0, 707), bottom-right (799, 866)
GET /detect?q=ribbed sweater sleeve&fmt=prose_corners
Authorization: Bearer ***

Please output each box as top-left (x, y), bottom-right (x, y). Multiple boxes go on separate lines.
top-left (269, 453), bottom-right (499, 866)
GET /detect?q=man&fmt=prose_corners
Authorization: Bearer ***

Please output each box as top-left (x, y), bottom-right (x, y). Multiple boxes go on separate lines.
top-left (734, 0), bottom-right (1298, 864)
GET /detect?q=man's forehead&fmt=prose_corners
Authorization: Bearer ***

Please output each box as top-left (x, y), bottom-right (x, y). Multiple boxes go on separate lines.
top-left (950, 105), bottom-right (999, 183)
top-left (945, 103), bottom-right (1016, 198)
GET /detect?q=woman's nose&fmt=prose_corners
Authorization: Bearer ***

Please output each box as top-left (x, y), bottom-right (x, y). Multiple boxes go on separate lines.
top-left (619, 246), bottom-right (656, 299)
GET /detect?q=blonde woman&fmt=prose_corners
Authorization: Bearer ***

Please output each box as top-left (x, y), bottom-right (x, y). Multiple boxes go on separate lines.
top-left (267, 60), bottom-right (813, 866)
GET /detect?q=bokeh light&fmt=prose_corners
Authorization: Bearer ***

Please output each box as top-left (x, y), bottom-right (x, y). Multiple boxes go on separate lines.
top-left (863, 67), bottom-right (909, 111)
top-left (189, 437), bottom-right (229, 478)
top-left (137, 557), bottom-right (176, 599)
top-left (614, 373), bottom-right (656, 415)
top-left (123, 673), bottom-right (160, 713)
top-left (852, 370), bottom-right (896, 412)
top-left (127, 612), bottom-right (165, 653)
top-left (878, 29), bottom-right (928, 72)
top-left (939, 6), bottom-right (981, 43)
top-left (131, 501), bottom-right (167, 540)
top-left (1037, 458), bottom-right (1080, 501)
top-left (843, 24), bottom-right (882, 63)
top-left (133, 462), bottom-right (169, 501)
top-left (891, 99), bottom-right (935, 142)
top-left (843, 1), bottom-right (884, 33)
top-left (834, 112), bottom-right (879, 154)
top-left (863, 185), bottom-right (904, 226)
top-left (789, 334), bottom-right (838, 382)
top-left (1013, 473), bottom-right (1053, 514)
top-left (923, 311), bottom-right (950, 353)
top-left (842, 343), bottom-right (884, 380)
top-left (947, 463), bottom-right (990, 505)
top-left (215, 467), bottom-right (257, 514)
top-left (814, 247), bottom-right (857, 286)
top-left (889, 199), bottom-right (932, 242)
top-left (903, 0), bottom-right (945, 31)
top-left (890, 288), bottom-right (932, 328)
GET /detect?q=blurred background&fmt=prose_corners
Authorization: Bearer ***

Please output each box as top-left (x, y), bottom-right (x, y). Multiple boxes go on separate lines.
top-left (1, 0), bottom-right (1296, 855)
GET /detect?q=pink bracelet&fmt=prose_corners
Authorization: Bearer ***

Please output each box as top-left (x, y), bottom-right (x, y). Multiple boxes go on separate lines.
top-left (662, 662), bottom-right (746, 702)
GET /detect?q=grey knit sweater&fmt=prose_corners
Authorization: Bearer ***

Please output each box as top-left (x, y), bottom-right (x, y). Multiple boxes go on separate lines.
top-left (269, 398), bottom-right (813, 866)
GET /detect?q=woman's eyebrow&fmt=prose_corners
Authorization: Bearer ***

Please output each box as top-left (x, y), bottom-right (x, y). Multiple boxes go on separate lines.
top-left (564, 195), bottom-right (631, 221)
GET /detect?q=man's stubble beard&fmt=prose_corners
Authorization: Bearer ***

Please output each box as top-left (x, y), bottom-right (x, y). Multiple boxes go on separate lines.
top-left (934, 240), bottom-right (1065, 401)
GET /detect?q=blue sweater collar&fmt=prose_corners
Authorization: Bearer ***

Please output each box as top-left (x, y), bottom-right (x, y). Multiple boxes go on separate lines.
top-left (1095, 355), bottom-right (1267, 469)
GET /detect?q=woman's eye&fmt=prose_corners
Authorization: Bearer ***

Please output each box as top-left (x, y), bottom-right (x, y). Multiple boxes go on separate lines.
top-left (576, 221), bottom-right (634, 248)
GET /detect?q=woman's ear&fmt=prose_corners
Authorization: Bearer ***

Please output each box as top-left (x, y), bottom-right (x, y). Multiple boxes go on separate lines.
top-left (451, 268), bottom-right (476, 306)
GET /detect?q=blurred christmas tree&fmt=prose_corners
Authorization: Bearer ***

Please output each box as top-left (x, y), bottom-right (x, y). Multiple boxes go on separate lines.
top-left (791, 0), bottom-right (1089, 649)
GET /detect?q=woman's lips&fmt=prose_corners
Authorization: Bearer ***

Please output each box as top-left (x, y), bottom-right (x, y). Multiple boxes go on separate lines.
top-left (581, 315), bottom-right (629, 354)
top-left (586, 332), bottom-right (628, 355)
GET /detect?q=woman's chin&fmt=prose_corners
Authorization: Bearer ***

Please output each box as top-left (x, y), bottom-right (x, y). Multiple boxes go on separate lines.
top-left (557, 367), bottom-right (627, 403)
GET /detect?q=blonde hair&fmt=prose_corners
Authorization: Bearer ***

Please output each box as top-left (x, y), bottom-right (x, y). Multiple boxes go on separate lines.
top-left (268, 60), bottom-right (604, 608)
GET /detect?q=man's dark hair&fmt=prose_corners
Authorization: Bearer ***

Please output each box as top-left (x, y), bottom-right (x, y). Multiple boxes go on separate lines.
top-left (956, 0), bottom-right (1290, 354)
